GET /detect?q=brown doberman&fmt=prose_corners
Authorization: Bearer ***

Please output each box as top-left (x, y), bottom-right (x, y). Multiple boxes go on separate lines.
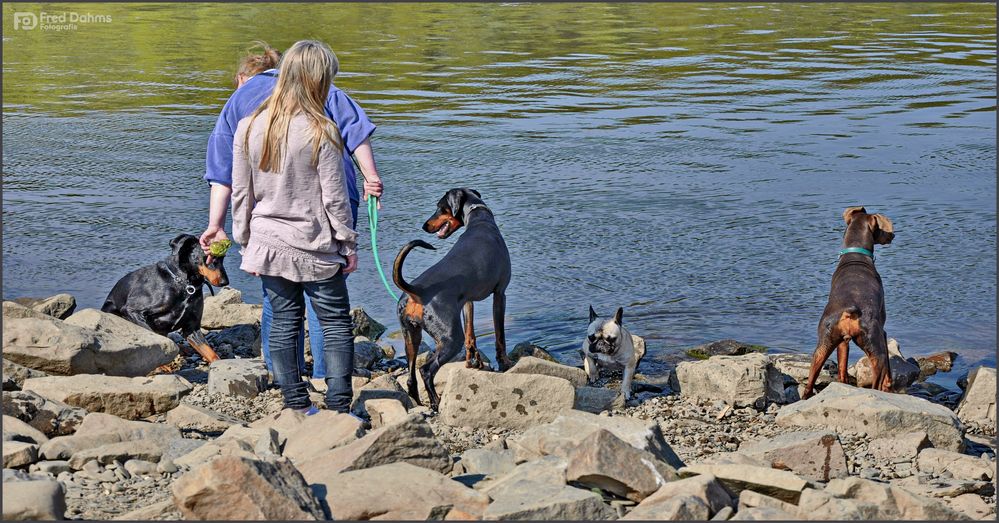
top-left (802, 206), bottom-right (895, 399)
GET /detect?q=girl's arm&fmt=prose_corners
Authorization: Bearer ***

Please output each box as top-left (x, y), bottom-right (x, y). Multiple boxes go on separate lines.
top-left (230, 124), bottom-right (254, 249)
top-left (318, 139), bottom-right (359, 259)
top-left (353, 138), bottom-right (383, 204)
top-left (200, 183), bottom-right (232, 251)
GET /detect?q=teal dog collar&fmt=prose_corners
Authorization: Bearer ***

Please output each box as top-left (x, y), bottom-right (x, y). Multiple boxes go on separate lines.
top-left (839, 247), bottom-right (874, 260)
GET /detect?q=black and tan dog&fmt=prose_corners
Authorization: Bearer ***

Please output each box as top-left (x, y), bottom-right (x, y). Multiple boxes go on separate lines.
top-left (802, 206), bottom-right (895, 399)
top-left (393, 188), bottom-right (512, 410)
top-left (102, 234), bottom-right (228, 363)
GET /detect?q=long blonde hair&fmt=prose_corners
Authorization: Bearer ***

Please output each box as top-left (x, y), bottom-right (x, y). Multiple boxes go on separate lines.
top-left (246, 40), bottom-right (343, 172)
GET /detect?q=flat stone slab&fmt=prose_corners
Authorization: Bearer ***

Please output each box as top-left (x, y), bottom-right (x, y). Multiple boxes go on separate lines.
top-left (64, 308), bottom-right (178, 376)
top-left (674, 353), bottom-right (784, 409)
top-left (507, 356), bottom-right (589, 387)
top-left (482, 479), bottom-right (616, 520)
top-left (681, 463), bottom-right (809, 504)
top-left (736, 430), bottom-right (848, 482)
top-left (321, 462), bottom-right (490, 520)
top-left (775, 382), bottom-right (965, 451)
top-left (438, 367), bottom-right (575, 431)
top-left (23, 374), bottom-right (192, 420)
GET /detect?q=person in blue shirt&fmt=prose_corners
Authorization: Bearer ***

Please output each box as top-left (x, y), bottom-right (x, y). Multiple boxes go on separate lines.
top-left (200, 43), bottom-right (384, 388)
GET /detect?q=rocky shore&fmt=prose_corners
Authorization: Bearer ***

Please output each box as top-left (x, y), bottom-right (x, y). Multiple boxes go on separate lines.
top-left (2, 289), bottom-right (996, 520)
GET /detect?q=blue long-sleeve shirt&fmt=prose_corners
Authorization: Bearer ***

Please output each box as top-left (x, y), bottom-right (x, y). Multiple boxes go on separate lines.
top-left (204, 69), bottom-right (376, 222)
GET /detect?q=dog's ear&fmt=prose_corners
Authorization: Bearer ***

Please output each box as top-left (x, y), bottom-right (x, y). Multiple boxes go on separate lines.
top-left (169, 234), bottom-right (189, 250)
top-left (613, 307), bottom-right (623, 326)
top-left (446, 189), bottom-right (466, 223)
top-left (589, 305), bottom-right (598, 323)
top-left (469, 189), bottom-right (481, 198)
top-left (842, 206), bottom-right (867, 224)
top-left (171, 235), bottom-right (200, 267)
top-left (868, 213), bottom-right (894, 245)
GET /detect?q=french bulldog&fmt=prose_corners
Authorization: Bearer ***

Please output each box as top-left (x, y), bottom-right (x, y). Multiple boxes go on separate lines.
top-left (581, 306), bottom-right (645, 400)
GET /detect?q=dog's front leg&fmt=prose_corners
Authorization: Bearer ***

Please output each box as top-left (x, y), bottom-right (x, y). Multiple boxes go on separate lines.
top-left (621, 360), bottom-right (637, 401)
top-left (583, 352), bottom-right (599, 384)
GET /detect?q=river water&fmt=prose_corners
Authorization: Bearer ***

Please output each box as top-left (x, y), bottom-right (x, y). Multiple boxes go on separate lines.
top-left (3, 3), bottom-right (996, 386)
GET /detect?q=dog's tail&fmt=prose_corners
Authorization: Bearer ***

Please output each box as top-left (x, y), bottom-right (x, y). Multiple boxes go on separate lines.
top-left (393, 240), bottom-right (436, 301)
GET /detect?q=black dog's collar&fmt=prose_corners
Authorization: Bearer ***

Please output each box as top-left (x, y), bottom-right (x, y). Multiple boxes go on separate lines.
top-left (162, 264), bottom-right (198, 295)
top-left (466, 203), bottom-right (491, 215)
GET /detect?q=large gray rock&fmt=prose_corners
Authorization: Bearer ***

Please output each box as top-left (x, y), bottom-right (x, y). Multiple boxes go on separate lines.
top-left (350, 307), bottom-right (386, 341)
top-left (3, 441), bottom-right (38, 468)
top-left (353, 339), bottom-right (384, 370)
top-left (207, 358), bottom-right (269, 398)
top-left (775, 382), bottom-right (965, 451)
top-left (823, 476), bottom-right (966, 520)
top-left (455, 448), bottom-right (517, 477)
top-left (867, 431), bottom-right (931, 463)
top-left (439, 367), bottom-right (575, 430)
top-left (12, 294), bottom-right (77, 320)
top-left (273, 410), bottom-right (365, 463)
top-left (2, 314), bottom-right (99, 375)
top-left (351, 374), bottom-right (414, 417)
top-left (851, 338), bottom-right (920, 391)
top-left (796, 487), bottom-right (882, 520)
top-left (623, 495), bottom-right (710, 520)
top-left (624, 474), bottom-right (733, 519)
top-left (673, 353), bottom-right (784, 409)
top-left (2, 416), bottom-right (48, 446)
top-left (916, 448), bottom-right (994, 481)
top-left (320, 462), bottom-right (490, 520)
top-left (63, 309), bottom-right (178, 376)
top-left (2, 359), bottom-right (47, 390)
top-left (2, 390), bottom-right (85, 436)
top-left (296, 413), bottom-right (450, 481)
top-left (573, 386), bottom-right (625, 414)
top-left (507, 356), bottom-right (588, 387)
top-left (68, 439), bottom-right (164, 469)
top-left (483, 455), bottom-right (569, 500)
top-left (681, 463), bottom-right (809, 504)
top-left (201, 288), bottom-right (262, 329)
top-left (23, 374), bottom-right (192, 419)
top-left (172, 455), bottom-right (324, 520)
top-left (1, 479), bottom-right (66, 520)
top-left (736, 431), bottom-right (848, 482)
top-left (508, 410), bottom-right (684, 469)
top-left (955, 366), bottom-right (996, 430)
top-left (566, 429), bottom-right (678, 502)
top-left (916, 351), bottom-right (958, 381)
top-left (165, 403), bottom-right (241, 433)
top-left (483, 480), bottom-right (616, 520)
top-left (364, 398), bottom-right (409, 429)
top-left (40, 412), bottom-right (181, 460)
top-left (173, 426), bottom-right (279, 467)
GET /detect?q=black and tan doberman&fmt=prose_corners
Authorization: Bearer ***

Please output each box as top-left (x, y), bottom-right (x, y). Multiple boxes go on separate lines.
top-left (102, 234), bottom-right (228, 364)
top-left (393, 188), bottom-right (512, 410)
top-left (802, 206), bottom-right (895, 398)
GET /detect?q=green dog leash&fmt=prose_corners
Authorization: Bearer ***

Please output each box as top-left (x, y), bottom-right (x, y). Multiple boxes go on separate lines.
top-left (352, 154), bottom-right (399, 302)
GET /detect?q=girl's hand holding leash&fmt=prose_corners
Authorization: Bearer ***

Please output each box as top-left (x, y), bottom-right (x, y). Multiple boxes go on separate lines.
top-left (364, 178), bottom-right (383, 209)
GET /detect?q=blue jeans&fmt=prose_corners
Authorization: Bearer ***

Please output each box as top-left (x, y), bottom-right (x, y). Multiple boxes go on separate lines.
top-left (261, 283), bottom-right (326, 379)
top-left (261, 272), bottom-right (355, 412)
top-left (258, 200), bottom-right (358, 379)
